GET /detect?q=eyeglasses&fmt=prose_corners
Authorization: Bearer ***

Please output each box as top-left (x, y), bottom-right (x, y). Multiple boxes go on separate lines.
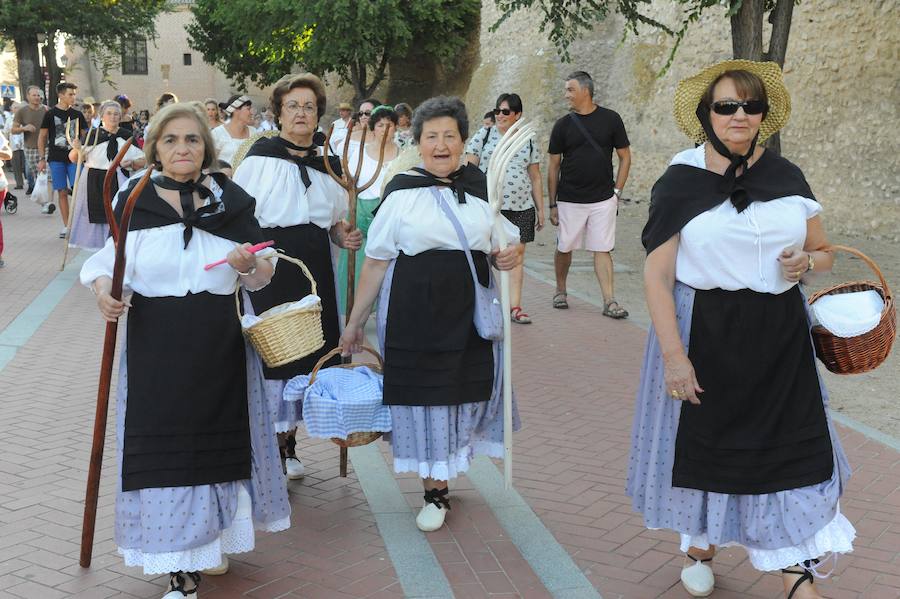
top-left (283, 102), bottom-right (317, 115)
top-left (358, 110), bottom-right (372, 117)
top-left (493, 108), bottom-right (514, 116)
top-left (711, 100), bottom-right (767, 116)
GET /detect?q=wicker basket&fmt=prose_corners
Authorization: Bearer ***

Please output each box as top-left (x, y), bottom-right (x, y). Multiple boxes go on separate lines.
top-left (309, 346), bottom-right (385, 448)
top-left (238, 253), bottom-right (325, 368)
top-left (808, 245), bottom-right (896, 374)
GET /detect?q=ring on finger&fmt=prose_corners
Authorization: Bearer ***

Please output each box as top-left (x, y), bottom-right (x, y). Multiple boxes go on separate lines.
top-left (670, 389), bottom-right (681, 398)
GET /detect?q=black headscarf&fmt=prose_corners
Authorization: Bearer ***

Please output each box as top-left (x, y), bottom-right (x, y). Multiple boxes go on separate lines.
top-left (244, 135), bottom-right (341, 189)
top-left (379, 163), bottom-right (488, 207)
top-left (641, 106), bottom-right (816, 255)
top-left (114, 172), bottom-right (264, 248)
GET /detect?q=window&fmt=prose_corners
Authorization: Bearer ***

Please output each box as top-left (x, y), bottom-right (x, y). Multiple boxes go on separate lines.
top-left (183, 53), bottom-right (192, 66)
top-left (121, 39), bottom-right (148, 75)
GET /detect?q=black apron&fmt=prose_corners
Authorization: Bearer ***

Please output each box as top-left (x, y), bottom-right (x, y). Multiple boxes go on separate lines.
top-left (672, 285), bottom-right (834, 495)
top-left (86, 167), bottom-right (120, 224)
top-left (247, 223), bottom-right (341, 379)
top-left (383, 250), bottom-right (494, 407)
top-left (122, 292), bottom-right (251, 491)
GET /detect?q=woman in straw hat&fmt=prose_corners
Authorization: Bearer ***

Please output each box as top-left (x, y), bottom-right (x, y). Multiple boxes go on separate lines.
top-left (627, 60), bottom-right (854, 599)
top-left (232, 73), bottom-right (361, 481)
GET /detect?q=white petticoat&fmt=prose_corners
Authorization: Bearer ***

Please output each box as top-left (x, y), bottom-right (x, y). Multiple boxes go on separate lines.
top-left (679, 507), bottom-right (855, 572)
top-left (118, 484), bottom-right (290, 575)
top-left (393, 440), bottom-right (504, 481)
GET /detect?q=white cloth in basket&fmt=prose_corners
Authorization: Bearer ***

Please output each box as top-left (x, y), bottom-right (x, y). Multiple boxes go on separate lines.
top-left (811, 289), bottom-right (885, 338)
top-left (285, 366), bottom-right (391, 440)
top-left (240, 294), bottom-right (320, 329)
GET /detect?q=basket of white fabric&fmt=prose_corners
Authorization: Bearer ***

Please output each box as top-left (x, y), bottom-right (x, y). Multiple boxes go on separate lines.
top-left (808, 245), bottom-right (896, 374)
top-left (284, 346), bottom-right (390, 447)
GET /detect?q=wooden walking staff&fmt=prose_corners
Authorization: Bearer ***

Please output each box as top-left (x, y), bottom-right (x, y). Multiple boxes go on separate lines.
top-left (485, 119), bottom-right (535, 489)
top-left (79, 165), bottom-right (155, 568)
top-left (322, 120), bottom-right (390, 477)
top-left (60, 123), bottom-right (100, 270)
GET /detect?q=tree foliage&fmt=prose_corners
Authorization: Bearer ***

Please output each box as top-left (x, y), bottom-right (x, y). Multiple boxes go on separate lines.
top-left (0, 0), bottom-right (167, 100)
top-left (187, 0), bottom-right (479, 101)
top-left (493, 0), bottom-right (799, 71)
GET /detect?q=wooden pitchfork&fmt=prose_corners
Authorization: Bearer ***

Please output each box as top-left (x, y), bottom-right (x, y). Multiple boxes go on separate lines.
top-left (79, 164), bottom-right (155, 568)
top-left (322, 120), bottom-right (390, 477)
top-left (485, 119), bottom-right (535, 489)
top-left (60, 123), bottom-right (100, 270)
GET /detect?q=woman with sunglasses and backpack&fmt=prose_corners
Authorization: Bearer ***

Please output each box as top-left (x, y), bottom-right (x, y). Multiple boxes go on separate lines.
top-left (466, 93), bottom-right (544, 324)
top-left (628, 61), bottom-right (854, 599)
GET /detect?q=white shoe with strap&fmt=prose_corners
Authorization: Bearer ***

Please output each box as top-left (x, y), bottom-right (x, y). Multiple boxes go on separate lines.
top-left (681, 553), bottom-right (715, 597)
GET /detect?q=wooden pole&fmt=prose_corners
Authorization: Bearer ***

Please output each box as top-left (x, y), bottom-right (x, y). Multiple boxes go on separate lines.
top-left (61, 125), bottom-right (99, 270)
top-left (79, 165), bottom-right (155, 568)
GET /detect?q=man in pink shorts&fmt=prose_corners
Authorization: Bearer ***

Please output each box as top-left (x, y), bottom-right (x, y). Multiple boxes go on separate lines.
top-left (547, 71), bottom-right (631, 318)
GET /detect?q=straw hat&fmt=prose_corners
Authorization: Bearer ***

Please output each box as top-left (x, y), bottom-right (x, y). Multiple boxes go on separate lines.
top-left (674, 59), bottom-right (791, 143)
top-left (338, 102), bottom-right (352, 111)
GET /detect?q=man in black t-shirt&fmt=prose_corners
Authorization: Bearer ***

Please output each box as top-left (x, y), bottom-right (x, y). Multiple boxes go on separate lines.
top-left (547, 71), bottom-right (631, 318)
top-left (37, 82), bottom-right (87, 238)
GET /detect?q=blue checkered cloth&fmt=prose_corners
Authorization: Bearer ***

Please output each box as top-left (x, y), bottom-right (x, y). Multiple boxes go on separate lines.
top-left (285, 366), bottom-right (391, 440)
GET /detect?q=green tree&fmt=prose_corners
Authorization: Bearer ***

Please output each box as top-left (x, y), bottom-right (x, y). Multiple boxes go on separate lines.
top-left (494, 0), bottom-right (799, 152)
top-left (187, 0), bottom-right (480, 103)
top-left (0, 0), bottom-right (167, 104)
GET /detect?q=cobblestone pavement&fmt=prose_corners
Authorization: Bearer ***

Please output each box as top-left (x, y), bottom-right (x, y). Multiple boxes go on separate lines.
top-left (0, 199), bottom-right (897, 598)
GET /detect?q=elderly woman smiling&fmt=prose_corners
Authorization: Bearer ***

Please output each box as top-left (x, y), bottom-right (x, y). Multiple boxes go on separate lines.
top-left (340, 96), bottom-right (521, 533)
top-left (80, 103), bottom-right (290, 598)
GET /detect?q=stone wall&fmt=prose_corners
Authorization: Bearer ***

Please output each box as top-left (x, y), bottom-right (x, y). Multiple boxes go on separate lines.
top-left (466, 0), bottom-right (899, 239)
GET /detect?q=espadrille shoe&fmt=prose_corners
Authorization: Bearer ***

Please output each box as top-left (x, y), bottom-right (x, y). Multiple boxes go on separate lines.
top-left (201, 555), bottom-right (228, 576)
top-left (415, 488), bottom-right (450, 532)
top-left (681, 554), bottom-right (714, 597)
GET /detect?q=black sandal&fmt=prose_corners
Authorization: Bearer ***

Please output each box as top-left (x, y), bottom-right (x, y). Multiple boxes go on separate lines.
top-left (166, 571), bottom-right (200, 597)
top-left (781, 559), bottom-right (818, 599)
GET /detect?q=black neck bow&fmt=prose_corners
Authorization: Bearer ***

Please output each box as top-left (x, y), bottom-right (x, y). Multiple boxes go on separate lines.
top-left (152, 175), bottom-right (223, 248)
top-left (96, 128), bottom-right (132, 163)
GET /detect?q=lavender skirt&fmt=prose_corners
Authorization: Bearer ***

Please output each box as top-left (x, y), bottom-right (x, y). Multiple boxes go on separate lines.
top-left (68, 167), bottom-right (121, 250)
top-left (376, 259), bottom-right (521, 481)
top-left (114, 343), bottom-right (291, 575)
top-left (626, 282), bottom-right (855, 571)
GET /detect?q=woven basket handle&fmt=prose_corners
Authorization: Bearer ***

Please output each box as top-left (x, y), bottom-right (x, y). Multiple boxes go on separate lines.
top-left (825, 245), bottom-right (892, 300)
top-left (234, 251), bottom-right (319, 319)
top-left (309, 346), bottom-right (384, 385)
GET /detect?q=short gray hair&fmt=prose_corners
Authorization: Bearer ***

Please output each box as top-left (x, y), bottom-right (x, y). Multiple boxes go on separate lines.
top-left (566, 71), bottom-right (594, 97)
top-left (412, 96), bottom-right (469, 143)
top-left (98, 100), bottom-right (122, 119)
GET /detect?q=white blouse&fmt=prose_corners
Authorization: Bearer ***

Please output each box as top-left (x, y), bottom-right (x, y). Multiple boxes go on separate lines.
top-left (366, 184), bottom-right (520, 260)
top-left (232, 155), bottom-right (348, 229)
top-left (80, 181), bottom-right (275, 297)
top-left (673, 145), bottom-right (821, 294)
top-left (345, 140), bottom-right (394, 200)
top-left (211, 124), bottom-right (257, 166)
top-left (83, 139), bottom-right (144, 170)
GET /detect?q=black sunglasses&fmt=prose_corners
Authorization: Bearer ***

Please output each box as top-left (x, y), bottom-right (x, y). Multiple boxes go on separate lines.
top-left (358, 110), bottom-right (372, 117)
top-left (711, 100), bottom-right (767, 116)
top-left (492, 108), bottom-right (513, 116)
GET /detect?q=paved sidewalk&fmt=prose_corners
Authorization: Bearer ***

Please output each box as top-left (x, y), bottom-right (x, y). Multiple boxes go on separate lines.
top-left (0, 199), bottom-right (898, 598)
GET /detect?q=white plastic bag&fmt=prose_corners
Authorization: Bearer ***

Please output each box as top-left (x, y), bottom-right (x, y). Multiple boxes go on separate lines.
top-left (31, 172), bottom-right (50, 206)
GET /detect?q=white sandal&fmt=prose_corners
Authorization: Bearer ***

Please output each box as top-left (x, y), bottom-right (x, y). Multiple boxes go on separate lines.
top-left (415, 488), bottom-right (450, 532)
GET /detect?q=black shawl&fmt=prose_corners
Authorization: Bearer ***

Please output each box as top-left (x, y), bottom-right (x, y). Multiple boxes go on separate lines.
top-left (244, 135), bottom-right (341, 189)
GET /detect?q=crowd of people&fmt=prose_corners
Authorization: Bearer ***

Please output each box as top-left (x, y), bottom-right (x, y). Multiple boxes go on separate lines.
top-left (0, 59), bottom-right (856, 599)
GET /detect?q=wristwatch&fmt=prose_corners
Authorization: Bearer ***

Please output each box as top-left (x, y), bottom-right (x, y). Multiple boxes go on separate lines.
top-left (614, 187), bottom-right (622, 198)
top-left (806, 252), bottom-right (815, 273)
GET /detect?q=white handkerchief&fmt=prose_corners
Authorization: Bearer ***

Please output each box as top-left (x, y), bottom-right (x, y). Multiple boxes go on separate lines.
top-left (811, 289), bottom-right (884, 338)
top-left (241, 294), bottom-right (321, 328)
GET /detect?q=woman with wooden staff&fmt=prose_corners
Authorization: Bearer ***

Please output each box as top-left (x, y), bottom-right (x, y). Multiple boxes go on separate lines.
top-left (68, 100), bottom-right (146, 250)
top-left (80, 103), bottom-right (289, 598)
top-left (337, 104), bottom-right (399, 313)
top-left (339, 96), bottom-right (522, 532)
top-left (233, 73), bottom-right (361, 480)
